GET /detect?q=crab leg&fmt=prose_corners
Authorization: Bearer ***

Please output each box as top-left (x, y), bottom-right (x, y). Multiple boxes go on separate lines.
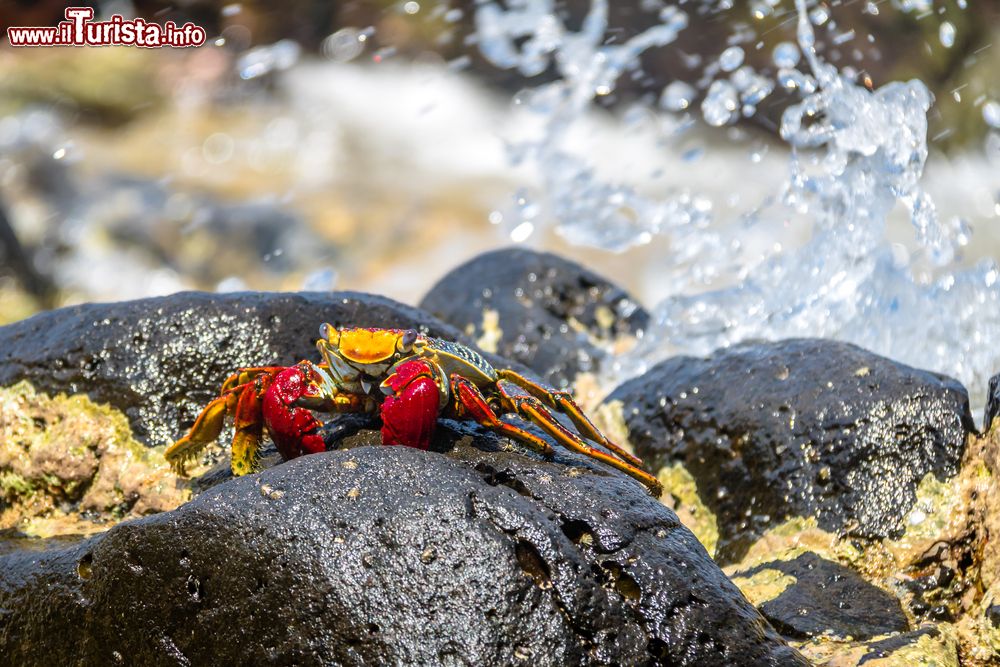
top-left (496, 369), bottom-right (644, 468)
top-left (165, 388), bottom-right (241, 474)
top-left (230, 377), bottom-right (267, 475)
top-left (166, 365), bottom-right (304, 475)
top-left (496, 380), bottom-right (662, 497)
top-left (221, 367), bottom-right (287, 391)
top-left (166, 371), bottom-right (277, 475)
top-left (450, 375), bottom-right (555, 458)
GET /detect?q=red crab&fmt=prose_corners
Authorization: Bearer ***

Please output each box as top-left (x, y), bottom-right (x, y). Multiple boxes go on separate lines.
top-left (165, 326), bottom-right (662, 496)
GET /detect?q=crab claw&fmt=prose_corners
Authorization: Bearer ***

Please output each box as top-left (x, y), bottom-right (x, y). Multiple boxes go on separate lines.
top-left (380, 359), bottom-right (441, 450)
top-left (263, 364), bottom-right (327, 461)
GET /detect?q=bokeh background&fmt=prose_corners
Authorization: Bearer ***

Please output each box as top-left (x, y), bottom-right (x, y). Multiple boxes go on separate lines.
top-left (2, 1), bottom-right (1000, 408)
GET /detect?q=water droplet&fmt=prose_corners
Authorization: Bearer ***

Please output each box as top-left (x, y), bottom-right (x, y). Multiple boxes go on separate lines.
top-left (983, 100), bottom-right (1000, 129)
top-left (719, 46), bottom-right (745, 72)
top-left (809, 6), bottom-right (829, 25)
top-left (772, 42), bottom-right (800, 68)
top-left (660, 80), bottom-right (696, 111)
top-left (510, 221), bottom-right (534, 243)
top-left (202, 133), bottom-right (234, 164)
top-left (237, 39), bottom-right (301, 80)
top-left (701, 80), bottom-right (739, 127)
top-left (939, 21), bottom-right (955, 49)
top-left (832, 29), bottom-right (855, 46)
top-left (322, 28), bottom-right (365, 62)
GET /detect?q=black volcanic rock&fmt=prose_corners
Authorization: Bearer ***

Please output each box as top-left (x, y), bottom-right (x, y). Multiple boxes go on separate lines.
top-left (734, 552), bottom-right (908, 640)
top-left (605, 338), bottom-right (975, 564)
top-left (0, 290), bottom-right (509, 447)
top-left (419, 248), bottom-right (648, 389)
top-left (985, 372), bottom-right (1000, 431)
top-left (0, 434), bottom-right (806, 666)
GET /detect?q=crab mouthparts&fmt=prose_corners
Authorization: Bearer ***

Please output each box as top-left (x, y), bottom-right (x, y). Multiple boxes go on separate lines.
top-left (312, 365), bottom-right (340, 400)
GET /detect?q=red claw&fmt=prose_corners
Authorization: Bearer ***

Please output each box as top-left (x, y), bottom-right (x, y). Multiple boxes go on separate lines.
top-left (263, 365), bottom-right (326, 460)
top-left (380, 359), bottom-right (440, 450)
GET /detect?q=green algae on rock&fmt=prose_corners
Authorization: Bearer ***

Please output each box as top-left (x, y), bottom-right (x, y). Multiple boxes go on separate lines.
top-left (0, 283), bottom-right (38, 327)
top-left (0, 380), bottom-right (188, 537)
top-left (719, 425), bottom-right (1000, 666)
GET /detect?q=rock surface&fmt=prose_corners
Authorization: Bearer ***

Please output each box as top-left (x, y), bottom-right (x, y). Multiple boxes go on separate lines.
top-left (732, 551), bottom-right (908, 640)
top-left (985, 372), bottom-right (1000, 431)
top-left (0, 290), bottom-right (502, 448)
top-left (419, 248), bottom-right (648, 389)
top-left (0, 430), bottom-right (807, 666)
top-left (605, 338), bottom-right (975, 564)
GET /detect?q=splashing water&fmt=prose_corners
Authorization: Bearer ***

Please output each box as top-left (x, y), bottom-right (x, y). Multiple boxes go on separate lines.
top-left (476, 0), bottom-right (1000, 413)
top-left (476, 0), bottom-right (709, 253)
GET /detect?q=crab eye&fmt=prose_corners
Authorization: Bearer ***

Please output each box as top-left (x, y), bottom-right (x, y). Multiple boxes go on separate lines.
top-left (398, 329), bottom-right (418, 352)
top-left (319, 323), bottom-right (339, 346)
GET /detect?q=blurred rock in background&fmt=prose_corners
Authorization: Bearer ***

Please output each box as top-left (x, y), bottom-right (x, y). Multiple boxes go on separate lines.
top-left (5, 1), bottom-right (997, 146)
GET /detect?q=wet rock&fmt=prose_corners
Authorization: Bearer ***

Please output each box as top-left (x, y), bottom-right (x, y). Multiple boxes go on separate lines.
top-left (0, 291), bottom-right (499, 448)
top-left (985, 372), bottom-right (1000, 431)
top-left (987, 604), bottom-right (1000, 628)
top-left (898, 561), bottom-right (968, 626)
top-left (420, 248), bottom-right (648, 389)
top-left (731, 552), bottom-right (908, 640)
top-left (604, 338), bottom-right (975, 564)
top-left (0, 432), bottom-right (807, 666)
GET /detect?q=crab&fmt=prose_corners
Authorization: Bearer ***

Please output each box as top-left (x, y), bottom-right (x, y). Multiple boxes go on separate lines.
top-left (165, 326), bottom-right (662, 497)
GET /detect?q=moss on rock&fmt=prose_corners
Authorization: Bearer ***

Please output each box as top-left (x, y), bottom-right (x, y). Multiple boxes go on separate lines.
top-left (0, 380), bottom-right (189, 536)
